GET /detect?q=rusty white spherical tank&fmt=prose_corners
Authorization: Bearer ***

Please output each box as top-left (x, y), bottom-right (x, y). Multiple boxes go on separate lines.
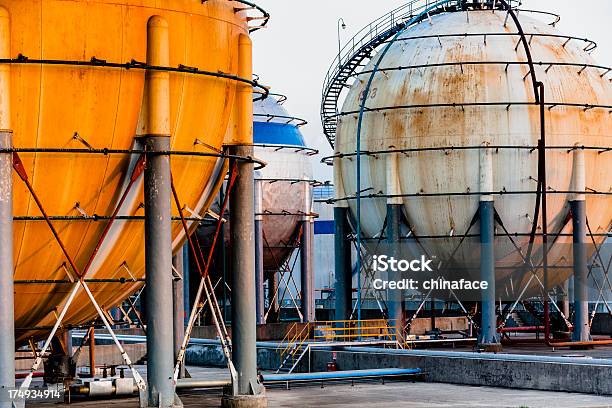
top-left (335, 10), bottom-right (611, 292)
top-left (254, 95), bottom-right (313, 269)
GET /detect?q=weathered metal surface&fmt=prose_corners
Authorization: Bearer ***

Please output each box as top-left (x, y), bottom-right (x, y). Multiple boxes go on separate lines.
top-left (203, 95), bottom-right (314, 271)
top-left (335, 10), bottom-right (611, 293)
top-left (4, 0), bottom-right (250, 342)
top-left (253, 96), bottom-right (313, 270)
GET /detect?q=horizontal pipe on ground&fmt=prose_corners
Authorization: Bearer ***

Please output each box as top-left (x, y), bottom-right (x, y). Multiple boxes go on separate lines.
top-left (176, 379), bottom-right (231, 389)
top-left (262, 368), bottom-right (422, 383)
top-left (65, 368), bottom-right (423, 399)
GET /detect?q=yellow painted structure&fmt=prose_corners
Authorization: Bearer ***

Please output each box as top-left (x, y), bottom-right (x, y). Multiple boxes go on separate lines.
top-left (0, 0), bottom-right (252, 343)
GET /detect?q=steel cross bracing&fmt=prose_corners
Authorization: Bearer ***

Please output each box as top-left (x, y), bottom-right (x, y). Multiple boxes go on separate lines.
top-left (263, 227), bottom-right (304, 323)
top-left (321, 0), bottom-right (528, 148)
top-left (14, 152), bottom-right (148, 395)
top-left (171, 161), bottom-right (238, 389)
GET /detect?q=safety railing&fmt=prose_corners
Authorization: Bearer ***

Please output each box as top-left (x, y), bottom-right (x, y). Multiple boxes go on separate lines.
top-left (313, 319), bottom-right (399, 342)
top-left (320, 0), bottom-right (523, 147)
top-left (276, 322), bottom-right (312, 373)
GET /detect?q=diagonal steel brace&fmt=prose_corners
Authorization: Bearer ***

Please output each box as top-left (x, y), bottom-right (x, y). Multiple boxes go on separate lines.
top-left (14, 153), bottom-right (147, 392)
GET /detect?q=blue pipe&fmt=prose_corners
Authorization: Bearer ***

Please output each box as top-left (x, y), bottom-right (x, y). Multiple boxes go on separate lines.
top-left (71, 332), bottom-right (282, 349)
top-left (262, 368), bottom-right (421, 383)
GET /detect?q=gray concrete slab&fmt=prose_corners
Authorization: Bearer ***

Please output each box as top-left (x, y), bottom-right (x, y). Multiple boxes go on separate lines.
top-left (27, 381), bottom-right (612, 407)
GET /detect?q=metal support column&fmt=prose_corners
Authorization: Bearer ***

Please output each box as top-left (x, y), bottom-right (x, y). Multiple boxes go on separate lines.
top-left (0, 131), bottom-right (14, 408)
top-left (300, 182), bottom-right (315, 323)
top-left (142, 15), bottom-right (179, 408)
top-left (226, 143), bottom-right (266, 401)
top-left (386, 153), bottom-right (404, 337)
top-left (570, 148), bottom-right (590, 343)
top-left (334, 206), bottom-right (352, 321)
top-left (222, 33), bottom-right (266, 407)
top-left (172, 251), bottom-right (185, 378)
top-left (334, 155), bottom-right (353, 322)
top-left (143, 134), bottom-right (176, 406)
top-left (0, 7), bottom-right (15, 407)
top-left (254, 180), bottom-right (265, 325)
top-left (182, 243), bottom-right (190, 326)
top-left (386, 203), bottom-right (405, 337)
top-left (478, 144), bottom-right (501, 351)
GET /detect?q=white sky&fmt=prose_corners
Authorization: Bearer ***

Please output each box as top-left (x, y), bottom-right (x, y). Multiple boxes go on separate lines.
top-left (252, 0), bottom-right (612, 181)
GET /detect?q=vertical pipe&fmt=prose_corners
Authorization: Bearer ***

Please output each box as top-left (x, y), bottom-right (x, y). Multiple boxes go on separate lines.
top-left (254, 180), bottom-right (265, 325)
top-left (172, 251), bottom-right (185, 378)
top-left (300, 182), bottom-right (315, 323)
top-left (182, 243), bottom-right (190, 326)
top-left (0, 8), bottom-right (15, 405)
top-left (385, 153), bottom-right (404, 337)
top-left (478, 143), bottom-right (501, 350)
top-left (64, 330), bottom-right (73, 358)
top-left (334, 158), bottom-right (352, 321)
top-left (88, 328), bottom-right (95, 377)
top-left (143, 15), bottom-right (176, 408)
top-left (570, 148), bottom-right (589, 343)
top-left (562, 279), bottom-right (570, 319)
top-left (220, 184), bottom-right (229, 319)
top-left (267, 273), bottom-right (279, 322)
top-left (223, 34), bottom-right (266, 404)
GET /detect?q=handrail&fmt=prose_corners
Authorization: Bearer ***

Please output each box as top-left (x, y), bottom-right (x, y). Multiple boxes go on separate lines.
top-left (233, 0), bottom-right (270, 32)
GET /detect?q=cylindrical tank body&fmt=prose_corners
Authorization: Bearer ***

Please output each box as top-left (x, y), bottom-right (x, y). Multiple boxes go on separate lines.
top-left (253, 95), bottom-right (313, 269)
top-left (335, 10), bottom-right (611, 296)
top-left (7, 0), bottom-right (250, 342)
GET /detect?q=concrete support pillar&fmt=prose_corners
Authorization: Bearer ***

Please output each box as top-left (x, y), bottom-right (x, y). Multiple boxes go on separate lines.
top-left (142, 15), bottom-right (178, 408)
top-left (300, 182), bottom-right (315, 323)
top-left (172, 251), bottom-right (185, 379)
top-left (0, 8), bottom-right (15, 407)
top-left (570, 148), bottom-right (589, 342)
top-left (222, 33), bottom-right (266, 407)
top-left (254, 180), bottom-right (265, 325)
top-left (478, 144), bottom-right (501, 350)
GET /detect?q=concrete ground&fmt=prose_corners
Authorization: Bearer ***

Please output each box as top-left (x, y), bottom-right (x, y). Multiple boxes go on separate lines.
top-left (28, 378), bottom-right (612, 407)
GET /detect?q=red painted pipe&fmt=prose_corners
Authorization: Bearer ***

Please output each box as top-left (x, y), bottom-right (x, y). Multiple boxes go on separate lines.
top-left (499, 326), bottom-right (544, 333)
top-left (547, 339), bottom-right (612, 348)
top-left (16, 371), bottom-right (43, 379)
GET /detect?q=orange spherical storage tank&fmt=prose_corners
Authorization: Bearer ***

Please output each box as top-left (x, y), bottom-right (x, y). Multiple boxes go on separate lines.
top-left (0, 0), bottom-right (257, 343)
